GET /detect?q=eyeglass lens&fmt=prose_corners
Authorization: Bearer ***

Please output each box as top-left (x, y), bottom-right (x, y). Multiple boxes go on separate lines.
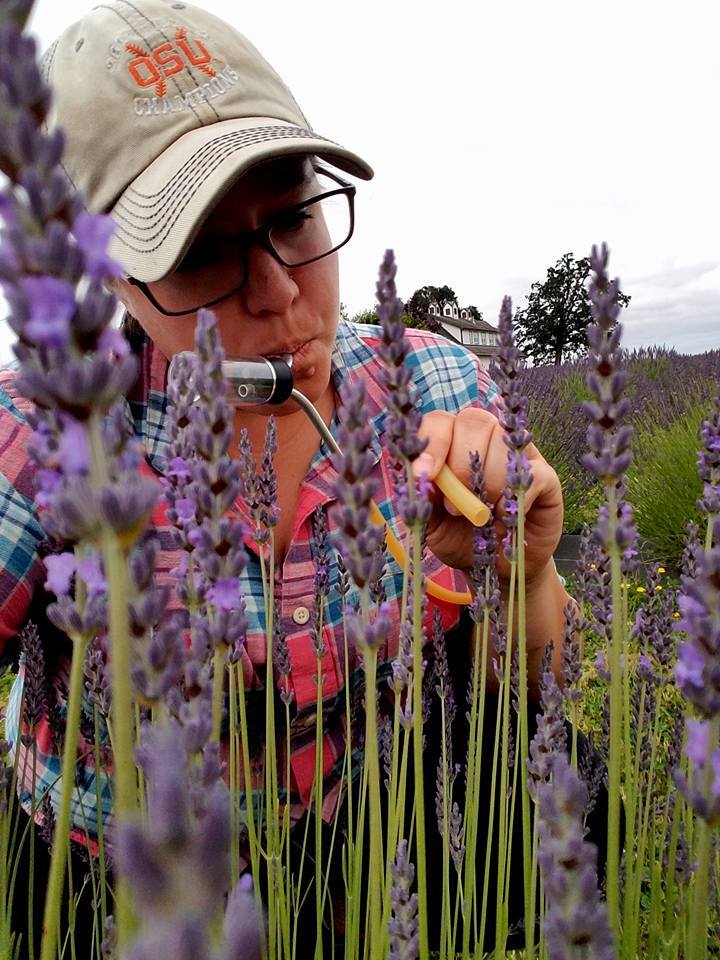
top-left (146, 189), bottom-right (352, 315)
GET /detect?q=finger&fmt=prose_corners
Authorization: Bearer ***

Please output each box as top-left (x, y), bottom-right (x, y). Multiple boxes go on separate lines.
top-left (441, 407), bottom-right (506, 505)
top-left (522, 457), bottom-right (562, 515)
top-left (412, 410), bottom-right (455, 481)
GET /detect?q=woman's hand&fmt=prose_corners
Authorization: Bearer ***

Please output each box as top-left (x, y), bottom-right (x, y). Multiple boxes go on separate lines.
top-left (413, 407), bottom-right (564, 582)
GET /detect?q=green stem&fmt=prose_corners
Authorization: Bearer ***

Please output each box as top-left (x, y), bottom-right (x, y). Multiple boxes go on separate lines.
top-left (212, 643), bottom-right (226, 743)
top-left (495, 555), bottom-right (516, 960)
top-left (234, 662), bottom-right (265, 954)
top-left (411, 525), bottom-right (429, 960)
top-left (461, 604), bottom-right (490, 958)
top-left (605, 483), bottom-right (624, 950)
top-left (440, 692), bottom-right (451, 960)
top-left (516, 497), bottom-right (534, 960)
top-left (314, 652), bottom-right (324, 960)
top-left (686, 715), bottom-right (719, 960)
top-left (663, 794), bottom-right (682, 940)
top-left (480, 675), bottom-right (504, 955)
top-left (363, 644), bottom-right (384, 956)
top-left (39, 632), bottom-right (89, 960)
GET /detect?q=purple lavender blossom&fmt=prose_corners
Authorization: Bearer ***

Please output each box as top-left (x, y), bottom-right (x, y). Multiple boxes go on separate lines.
top-left (345, 604), bottom-right (392, 654)
top-left (117, 724), bottom-right (260, 960)
top-left (581, 245), bottom-right (632, 484)
top-left (21, 274), bottom-right (75, 348)
top-left (164, 314), bottom-right (248, 665)
top-left (561, 600), bottom-right (582, 702)
top-left (537, 754), bottom-right (615, 959)
top-left (118, 719), bottom-right (260, 960)
top-left (490, 296), bottom-right (533, 460)
top-left (20, 620), bottom-right (47, 732)
top-left (375, 250), bottom-right (427, 466)
top-left (220, 874), bottom-right (262, 960)
top-left (489, 296), bottom-right (533, 563)
top-left (674, 523), bottom-right (720, 718)
top-left (84, 636), bottom-right (112, 719)
top-left (258, 416), bottom-right (280, 540)
top-left (72, 211), bottom-right (123, 282)
top-left (448, 799), bottom-right (465, 872)
top-left (696, 394), bottom-right (720, 520)
top-left (388, 839), bottom-right (419, 960)
top-left (527, 661), bottom-right (568, 799)
top-left (331, 378), bottom-right (386, 589)
top-left (673, 717), bottom-right (720, 826)
top-left (631, 564), bottom-right (677, 679)
top-left (44, 551), bottom-right (76, 596)
top-left (682, 522), bottom-right (701, 581)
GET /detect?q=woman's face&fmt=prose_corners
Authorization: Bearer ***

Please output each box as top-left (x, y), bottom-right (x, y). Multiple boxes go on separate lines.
top-left (115, 158), bottom-right (341, 409)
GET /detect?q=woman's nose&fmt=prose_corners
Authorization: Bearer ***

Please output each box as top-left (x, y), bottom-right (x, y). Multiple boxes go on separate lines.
top-left (240, 244), bottom-right (299, 316)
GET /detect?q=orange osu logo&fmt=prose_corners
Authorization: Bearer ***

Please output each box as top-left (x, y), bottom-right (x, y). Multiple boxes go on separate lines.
top-left (126, 28), bottom-right (218, 96)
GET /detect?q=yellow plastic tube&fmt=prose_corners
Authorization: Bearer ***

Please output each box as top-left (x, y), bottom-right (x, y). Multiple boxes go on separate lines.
top-left (369, 463), bottom-right (490, 605)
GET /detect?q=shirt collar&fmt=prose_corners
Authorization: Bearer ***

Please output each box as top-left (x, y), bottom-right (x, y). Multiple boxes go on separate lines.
top-left (126, 319), bottom-right (388, 479)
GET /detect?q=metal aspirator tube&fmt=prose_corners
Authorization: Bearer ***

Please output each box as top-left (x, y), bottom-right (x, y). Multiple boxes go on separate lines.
top-left (168, 351), bottom-right (490, 605)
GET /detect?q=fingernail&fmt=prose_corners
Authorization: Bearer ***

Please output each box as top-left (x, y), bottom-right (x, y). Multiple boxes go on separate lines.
top-left (444, 499), bottom-right (462, 517)
top-left (413, 452), bottom-right (435, 476)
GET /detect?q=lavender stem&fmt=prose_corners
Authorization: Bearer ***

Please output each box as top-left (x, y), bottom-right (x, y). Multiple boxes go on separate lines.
top-left (39, 630), bottom-right (89, 960)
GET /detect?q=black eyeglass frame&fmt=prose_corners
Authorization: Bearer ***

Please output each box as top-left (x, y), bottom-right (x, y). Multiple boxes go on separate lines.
top-left (127, 169), bottom-right (357, 317)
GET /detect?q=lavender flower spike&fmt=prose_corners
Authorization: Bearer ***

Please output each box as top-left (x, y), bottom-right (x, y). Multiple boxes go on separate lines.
top-left (388, 839), bottom-right (420, 960)
top-left (527, 663), bottom-right (568, 799)
top-left (489, 297), bottom-right (533, 560)
top-left (674, 519), bottom-right (720, 719)
top-left (331, 378), bottom-right (385, 590)
top-left (696, 393), bottom-right (720, 524)
top-left (376, 249), bottom-right (427, 465)
top-left (537, 754), bottom-right (615, 959)
top-left (582, 244), bottom-right (633, 487)
top-left (117, 721), bottom-right (262, 960)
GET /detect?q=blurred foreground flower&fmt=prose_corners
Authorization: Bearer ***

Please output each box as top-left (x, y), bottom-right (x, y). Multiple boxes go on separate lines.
top-left (537, 754), bottom-right (615, 959)
top-left (116, 721), bottom-right (261, 960)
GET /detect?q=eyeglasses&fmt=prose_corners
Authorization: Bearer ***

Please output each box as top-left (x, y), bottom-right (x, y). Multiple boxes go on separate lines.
top-left (128, 170), bottom-right (356, 317)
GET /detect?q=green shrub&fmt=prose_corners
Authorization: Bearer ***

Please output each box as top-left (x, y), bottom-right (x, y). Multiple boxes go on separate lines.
top-left (625, 400), bottom-right (705, 568)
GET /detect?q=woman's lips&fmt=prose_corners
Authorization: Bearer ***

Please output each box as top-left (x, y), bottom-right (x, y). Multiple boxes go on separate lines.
top-left (268, 339), bottom-right (315, 375)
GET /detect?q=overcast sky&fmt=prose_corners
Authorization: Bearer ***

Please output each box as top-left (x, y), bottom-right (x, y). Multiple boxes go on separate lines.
top-left (2, 0), bottom-right (719, 361)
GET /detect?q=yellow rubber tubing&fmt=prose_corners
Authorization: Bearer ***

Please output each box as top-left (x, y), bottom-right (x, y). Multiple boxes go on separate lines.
top-left (433, 464), bottom-right (491, 526)
top-left (368, 465), bottom-right (490, 605)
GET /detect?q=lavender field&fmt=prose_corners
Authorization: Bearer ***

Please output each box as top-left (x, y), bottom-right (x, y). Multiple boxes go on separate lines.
top-left (520, 349), bottom-right (720, 568)
top-left (1, 6), bottom-right (719, 960)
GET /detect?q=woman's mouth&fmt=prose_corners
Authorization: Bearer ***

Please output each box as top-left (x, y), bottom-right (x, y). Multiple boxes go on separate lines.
top-left (268, 339), bottom-right (315, 375)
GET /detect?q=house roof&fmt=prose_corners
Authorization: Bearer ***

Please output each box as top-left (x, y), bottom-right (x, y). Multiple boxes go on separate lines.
top-left (425, 309), bottom-right (498, 333)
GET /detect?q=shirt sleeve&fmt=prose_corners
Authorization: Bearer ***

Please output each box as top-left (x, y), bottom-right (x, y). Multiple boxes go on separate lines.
top-left (0, 379), bottom-right (46, 658)
top-left (403, 332), bottom-right (505, 420)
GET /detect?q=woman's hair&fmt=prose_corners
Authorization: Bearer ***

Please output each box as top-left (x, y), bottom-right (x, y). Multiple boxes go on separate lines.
top-left (120, 311), bottom-right (147, 354)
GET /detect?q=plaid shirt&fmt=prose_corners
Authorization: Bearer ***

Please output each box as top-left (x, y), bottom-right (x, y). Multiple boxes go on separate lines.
top-left (1, 320), bottom-right (502, 847)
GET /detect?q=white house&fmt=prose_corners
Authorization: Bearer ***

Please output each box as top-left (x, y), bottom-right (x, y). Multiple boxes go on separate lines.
top-left (425, 302), bottom-right (500, 368)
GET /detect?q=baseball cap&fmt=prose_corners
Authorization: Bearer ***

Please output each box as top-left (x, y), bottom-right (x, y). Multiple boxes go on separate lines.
top-left (41, 0), bottom-right (373, 282)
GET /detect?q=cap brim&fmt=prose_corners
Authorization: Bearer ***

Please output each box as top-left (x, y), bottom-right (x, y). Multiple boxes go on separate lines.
top-left (107, 116), bottom-right (373, 283)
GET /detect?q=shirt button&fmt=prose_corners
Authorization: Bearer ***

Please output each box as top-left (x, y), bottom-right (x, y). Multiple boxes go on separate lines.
top-left (292, 605), bottom-right (310, 625)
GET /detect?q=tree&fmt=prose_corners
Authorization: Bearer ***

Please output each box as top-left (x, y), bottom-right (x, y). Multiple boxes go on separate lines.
top-left (514, 252), bottom-right (630, 365)
top-left (350, 308), bottom-right (380, 325)
top-left (406, 284), bottom-right (457, 322)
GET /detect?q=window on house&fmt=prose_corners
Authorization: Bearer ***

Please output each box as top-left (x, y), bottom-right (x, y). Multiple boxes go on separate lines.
top-left (444, 304), bottom-right (452, 317)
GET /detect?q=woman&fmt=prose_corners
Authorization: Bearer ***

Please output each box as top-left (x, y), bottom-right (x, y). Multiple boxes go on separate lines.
top-left (1, 0), bottom-right (589, 955)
